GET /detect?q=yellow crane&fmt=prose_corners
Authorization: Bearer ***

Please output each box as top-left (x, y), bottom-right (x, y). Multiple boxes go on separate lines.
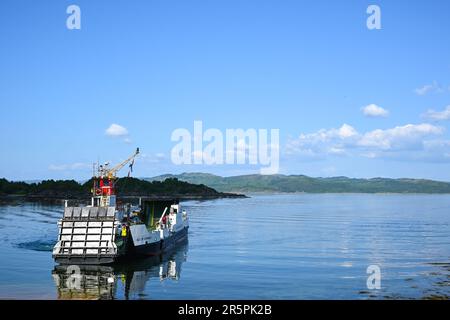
top-left (98, 148), bottom-right (140, 179)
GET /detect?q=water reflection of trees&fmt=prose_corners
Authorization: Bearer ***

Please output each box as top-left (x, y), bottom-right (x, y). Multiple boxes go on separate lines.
top-left (52, 241), bottom-right (188, 300)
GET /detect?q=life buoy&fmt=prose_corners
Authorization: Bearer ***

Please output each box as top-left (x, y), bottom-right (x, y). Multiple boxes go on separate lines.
top-left (95, 188), bottom-right (102, 196)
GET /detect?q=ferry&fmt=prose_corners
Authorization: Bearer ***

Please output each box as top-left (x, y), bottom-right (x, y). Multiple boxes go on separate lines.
top-left (52, 148), bottom-right (189, 265)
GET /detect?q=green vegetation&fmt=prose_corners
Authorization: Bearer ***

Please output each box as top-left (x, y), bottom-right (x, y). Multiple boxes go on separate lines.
top-left (4, 172), bottom-right (450, 198)
top-left (148, 173), bottom-right (450, 194)
top-left (0, 177), bottom-right (244, 199)
top-left (113, 177), bottom-right (226, 197)
top-left (0, 178), bottom-right (84, 198)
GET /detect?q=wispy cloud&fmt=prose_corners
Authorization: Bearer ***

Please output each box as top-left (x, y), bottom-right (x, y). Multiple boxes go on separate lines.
top-left (286, 123), bottom-right (447, 161)
top-left (49, 162), bottom-right (91, 171)
top-left (361, 104), bottom-right (389, 117)
top-left (423, 105), bottom-right (450, 121)
top-left (123, 137), bottom-right (132, 144)
top-left (415, 81), bottom-right (445, 95)
top-left (140, 153), bottom-right (167, 164)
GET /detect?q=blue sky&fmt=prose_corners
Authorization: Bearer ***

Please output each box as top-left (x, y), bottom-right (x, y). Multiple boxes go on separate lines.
top-left (1, 0), bottom-right (450, 181)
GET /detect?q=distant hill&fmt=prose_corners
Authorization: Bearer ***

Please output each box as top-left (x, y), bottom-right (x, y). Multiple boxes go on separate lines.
top-left (0, 177), bottom-right (245, 200)
top-left (146, 173), bottom-right (450, 194)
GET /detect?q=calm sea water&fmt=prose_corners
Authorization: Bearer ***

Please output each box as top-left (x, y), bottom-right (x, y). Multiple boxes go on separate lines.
top-left (0, 194), bottom-right (448, 300)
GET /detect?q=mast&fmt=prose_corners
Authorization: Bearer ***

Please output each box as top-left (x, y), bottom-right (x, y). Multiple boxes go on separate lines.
top-left (91, 148), bottom-right (140, 207)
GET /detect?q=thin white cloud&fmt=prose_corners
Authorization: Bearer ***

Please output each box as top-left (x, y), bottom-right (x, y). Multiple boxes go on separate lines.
top-left (49, 162), bottom-right (91, 171)
top-left (361, 104), bottom-right (389, 117)
top-left (140, 153), bottom-right (167, 164)
top-left (286, 123), bottom-right (446, 160)
top-left (415, 81), bottom-right (444, 95)
top-left (423, 105), bottom-right (450, 121)
top-left (415, 84), bottom-right (434, 96)
top-left (123, 137), bottom-right (133, 144)
top-left (105, 124), bottom-right (128, 137)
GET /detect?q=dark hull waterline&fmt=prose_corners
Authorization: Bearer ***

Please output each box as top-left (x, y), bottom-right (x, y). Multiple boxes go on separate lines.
top-left (54, 226), bottom-right (189, 265)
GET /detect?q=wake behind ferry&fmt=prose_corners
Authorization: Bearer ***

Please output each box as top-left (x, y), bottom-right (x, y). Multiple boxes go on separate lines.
top-left (52, 148), bottom-right (189, 265)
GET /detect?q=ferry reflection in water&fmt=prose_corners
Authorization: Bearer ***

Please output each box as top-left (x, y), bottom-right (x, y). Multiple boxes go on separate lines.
top-left (52, 241), bottom-right (188, 300)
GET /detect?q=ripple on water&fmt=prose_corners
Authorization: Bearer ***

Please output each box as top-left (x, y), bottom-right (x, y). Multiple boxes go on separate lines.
top-left (16, 240), bottom-right (55, 252)
top-left (1, 195), bottom-right (449, 299)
